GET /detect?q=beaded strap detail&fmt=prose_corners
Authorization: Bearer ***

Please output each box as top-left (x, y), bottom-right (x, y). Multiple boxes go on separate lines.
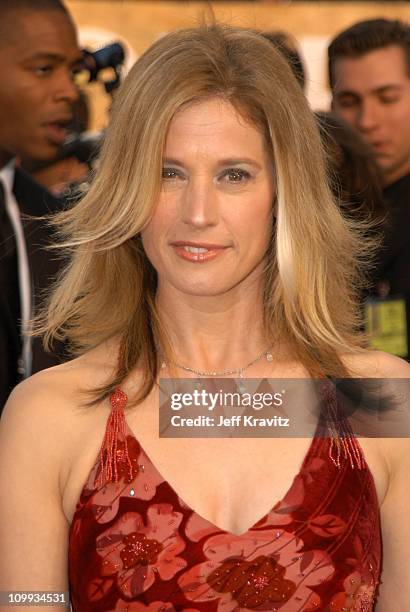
top-left (322, 381), bottom-right (366, 471)
top-left (96, 388), bottom-right (134, 486)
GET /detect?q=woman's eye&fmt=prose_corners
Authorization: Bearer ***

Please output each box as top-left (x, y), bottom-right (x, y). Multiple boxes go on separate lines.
top-left (161, 168), bottom-right (179, 180)
top-left (224, 169), bottom-right (250, 183)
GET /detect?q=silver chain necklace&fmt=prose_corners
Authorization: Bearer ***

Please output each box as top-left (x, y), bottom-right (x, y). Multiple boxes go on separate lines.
top-left (161, 347), bottom-right (273, 378)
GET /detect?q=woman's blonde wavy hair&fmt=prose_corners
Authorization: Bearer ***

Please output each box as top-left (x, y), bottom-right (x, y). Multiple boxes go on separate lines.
top-left (36, 23), bottom-right (373, 404)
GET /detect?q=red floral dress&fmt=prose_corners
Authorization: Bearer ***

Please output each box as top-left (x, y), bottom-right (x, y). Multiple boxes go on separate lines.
top-left (68, 390), bottom-right (381, 611)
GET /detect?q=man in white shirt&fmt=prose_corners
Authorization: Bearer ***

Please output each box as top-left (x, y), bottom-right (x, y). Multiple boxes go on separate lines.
top-left (0, 0), bottom-right (83, 407)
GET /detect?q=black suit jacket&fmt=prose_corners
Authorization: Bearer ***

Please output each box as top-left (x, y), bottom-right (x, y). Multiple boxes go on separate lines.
top-left (0, 167), bottom-right (65, 409)
top-left (375, 174), bottom-right (410, 360)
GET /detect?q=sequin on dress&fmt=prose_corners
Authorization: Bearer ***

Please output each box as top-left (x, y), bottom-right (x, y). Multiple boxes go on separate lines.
top-left (68, 389), bottom-right (381, 611)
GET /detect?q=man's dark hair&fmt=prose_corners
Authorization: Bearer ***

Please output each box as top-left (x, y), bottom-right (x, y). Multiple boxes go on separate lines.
top-left (0, 0), bottom-right (67, 13)
top-left (0, 0), bottom-right (69, 40)
top-left (260, 31), bottom-right (306, 90)
top-left (328, 18), bottom-right (410, 89)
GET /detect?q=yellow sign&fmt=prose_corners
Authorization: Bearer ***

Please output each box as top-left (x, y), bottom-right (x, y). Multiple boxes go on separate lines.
top-left (365, 298), bottom-right (408, 357)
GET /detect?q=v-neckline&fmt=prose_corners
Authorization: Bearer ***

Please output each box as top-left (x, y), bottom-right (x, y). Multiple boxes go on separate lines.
top-left (122, 419), bottom-right (322, 538)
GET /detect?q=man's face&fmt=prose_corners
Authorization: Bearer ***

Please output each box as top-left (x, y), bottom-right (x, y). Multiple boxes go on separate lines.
top-left (0, 10), bottom-right (83, 167)
top-left (331, 45), bottom-right (410, 186)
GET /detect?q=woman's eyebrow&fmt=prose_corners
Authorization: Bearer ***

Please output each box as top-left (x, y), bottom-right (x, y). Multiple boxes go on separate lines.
top-left (162, 158), bottom-right (185, 166)
top-left (162, 157), bottom-right (262, 169)
top-left (217, 158), bottom-right (262, 169)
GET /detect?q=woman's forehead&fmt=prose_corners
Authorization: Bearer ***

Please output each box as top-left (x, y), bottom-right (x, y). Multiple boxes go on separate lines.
top-left (170, 97), bottom-right (258, 126)
top-left (164, 97), bottom-right (270, 154)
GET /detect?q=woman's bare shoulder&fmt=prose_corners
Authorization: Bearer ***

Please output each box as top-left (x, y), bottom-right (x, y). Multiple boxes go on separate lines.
top-left (343, 348), bottom-right (410, 378)
top-left (343, 350), bottom-right (410, 479)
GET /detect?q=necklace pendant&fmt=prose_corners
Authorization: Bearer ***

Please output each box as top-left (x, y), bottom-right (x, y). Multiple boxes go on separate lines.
top-left (237, 380), bottom-right (247, 395)
top-left (266, 352), bottom-right (273, 362)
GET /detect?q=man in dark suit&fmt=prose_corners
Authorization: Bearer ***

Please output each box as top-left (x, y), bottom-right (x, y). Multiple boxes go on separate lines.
top-left (0, 0), bottom-right (83, 408)
top-left (328, 19), bottom-right (410, 360)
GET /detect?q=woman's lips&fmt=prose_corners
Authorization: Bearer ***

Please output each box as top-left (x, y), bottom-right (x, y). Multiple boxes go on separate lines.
top-left (171, 242), bottom-right (228, 263)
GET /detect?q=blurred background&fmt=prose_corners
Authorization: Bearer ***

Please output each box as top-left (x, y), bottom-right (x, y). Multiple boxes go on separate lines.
top-left (67, 0), bottom-right (410, 130)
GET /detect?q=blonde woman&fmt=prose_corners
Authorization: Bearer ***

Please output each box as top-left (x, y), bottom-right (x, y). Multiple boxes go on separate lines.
top-left (0, 24), bottom-right (409, 612)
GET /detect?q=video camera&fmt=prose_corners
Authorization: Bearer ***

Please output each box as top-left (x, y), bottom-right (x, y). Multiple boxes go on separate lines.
top-left (82, 42), bottom-right (125, 93)
top-left (59, 42), bottom-right (125, 167)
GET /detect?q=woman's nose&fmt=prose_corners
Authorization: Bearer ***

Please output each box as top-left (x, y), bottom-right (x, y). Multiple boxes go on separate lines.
top-left (180, 177), bottom-right (219, 229)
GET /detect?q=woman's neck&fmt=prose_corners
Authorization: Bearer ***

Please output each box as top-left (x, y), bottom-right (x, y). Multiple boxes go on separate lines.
top-left (155, 285), bottom-right (273, 373)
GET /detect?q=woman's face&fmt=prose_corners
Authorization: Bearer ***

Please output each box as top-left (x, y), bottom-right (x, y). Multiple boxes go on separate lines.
top-left (141, 97), bottom-right (275, 299)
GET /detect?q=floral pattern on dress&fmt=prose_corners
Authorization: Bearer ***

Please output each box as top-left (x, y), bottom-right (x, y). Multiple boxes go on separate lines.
top-left (178, 530), bottom-right (334, 611)
top-left (114, 605), bottom-right (200, 612)
top-left (114, 599), bottom-right (175, 611)
top-left (96, 504), bottom-right (187, 597)
top-left (91, 442), bottom-right (165, 524)
top-left (69, 407), bottom-right (382, 611)
top-left (328, 534), bottom-right (379, 611)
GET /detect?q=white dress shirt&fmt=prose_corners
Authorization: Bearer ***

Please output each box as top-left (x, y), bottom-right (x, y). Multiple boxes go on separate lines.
top-left (0, 160), bottom-right (32, 377)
